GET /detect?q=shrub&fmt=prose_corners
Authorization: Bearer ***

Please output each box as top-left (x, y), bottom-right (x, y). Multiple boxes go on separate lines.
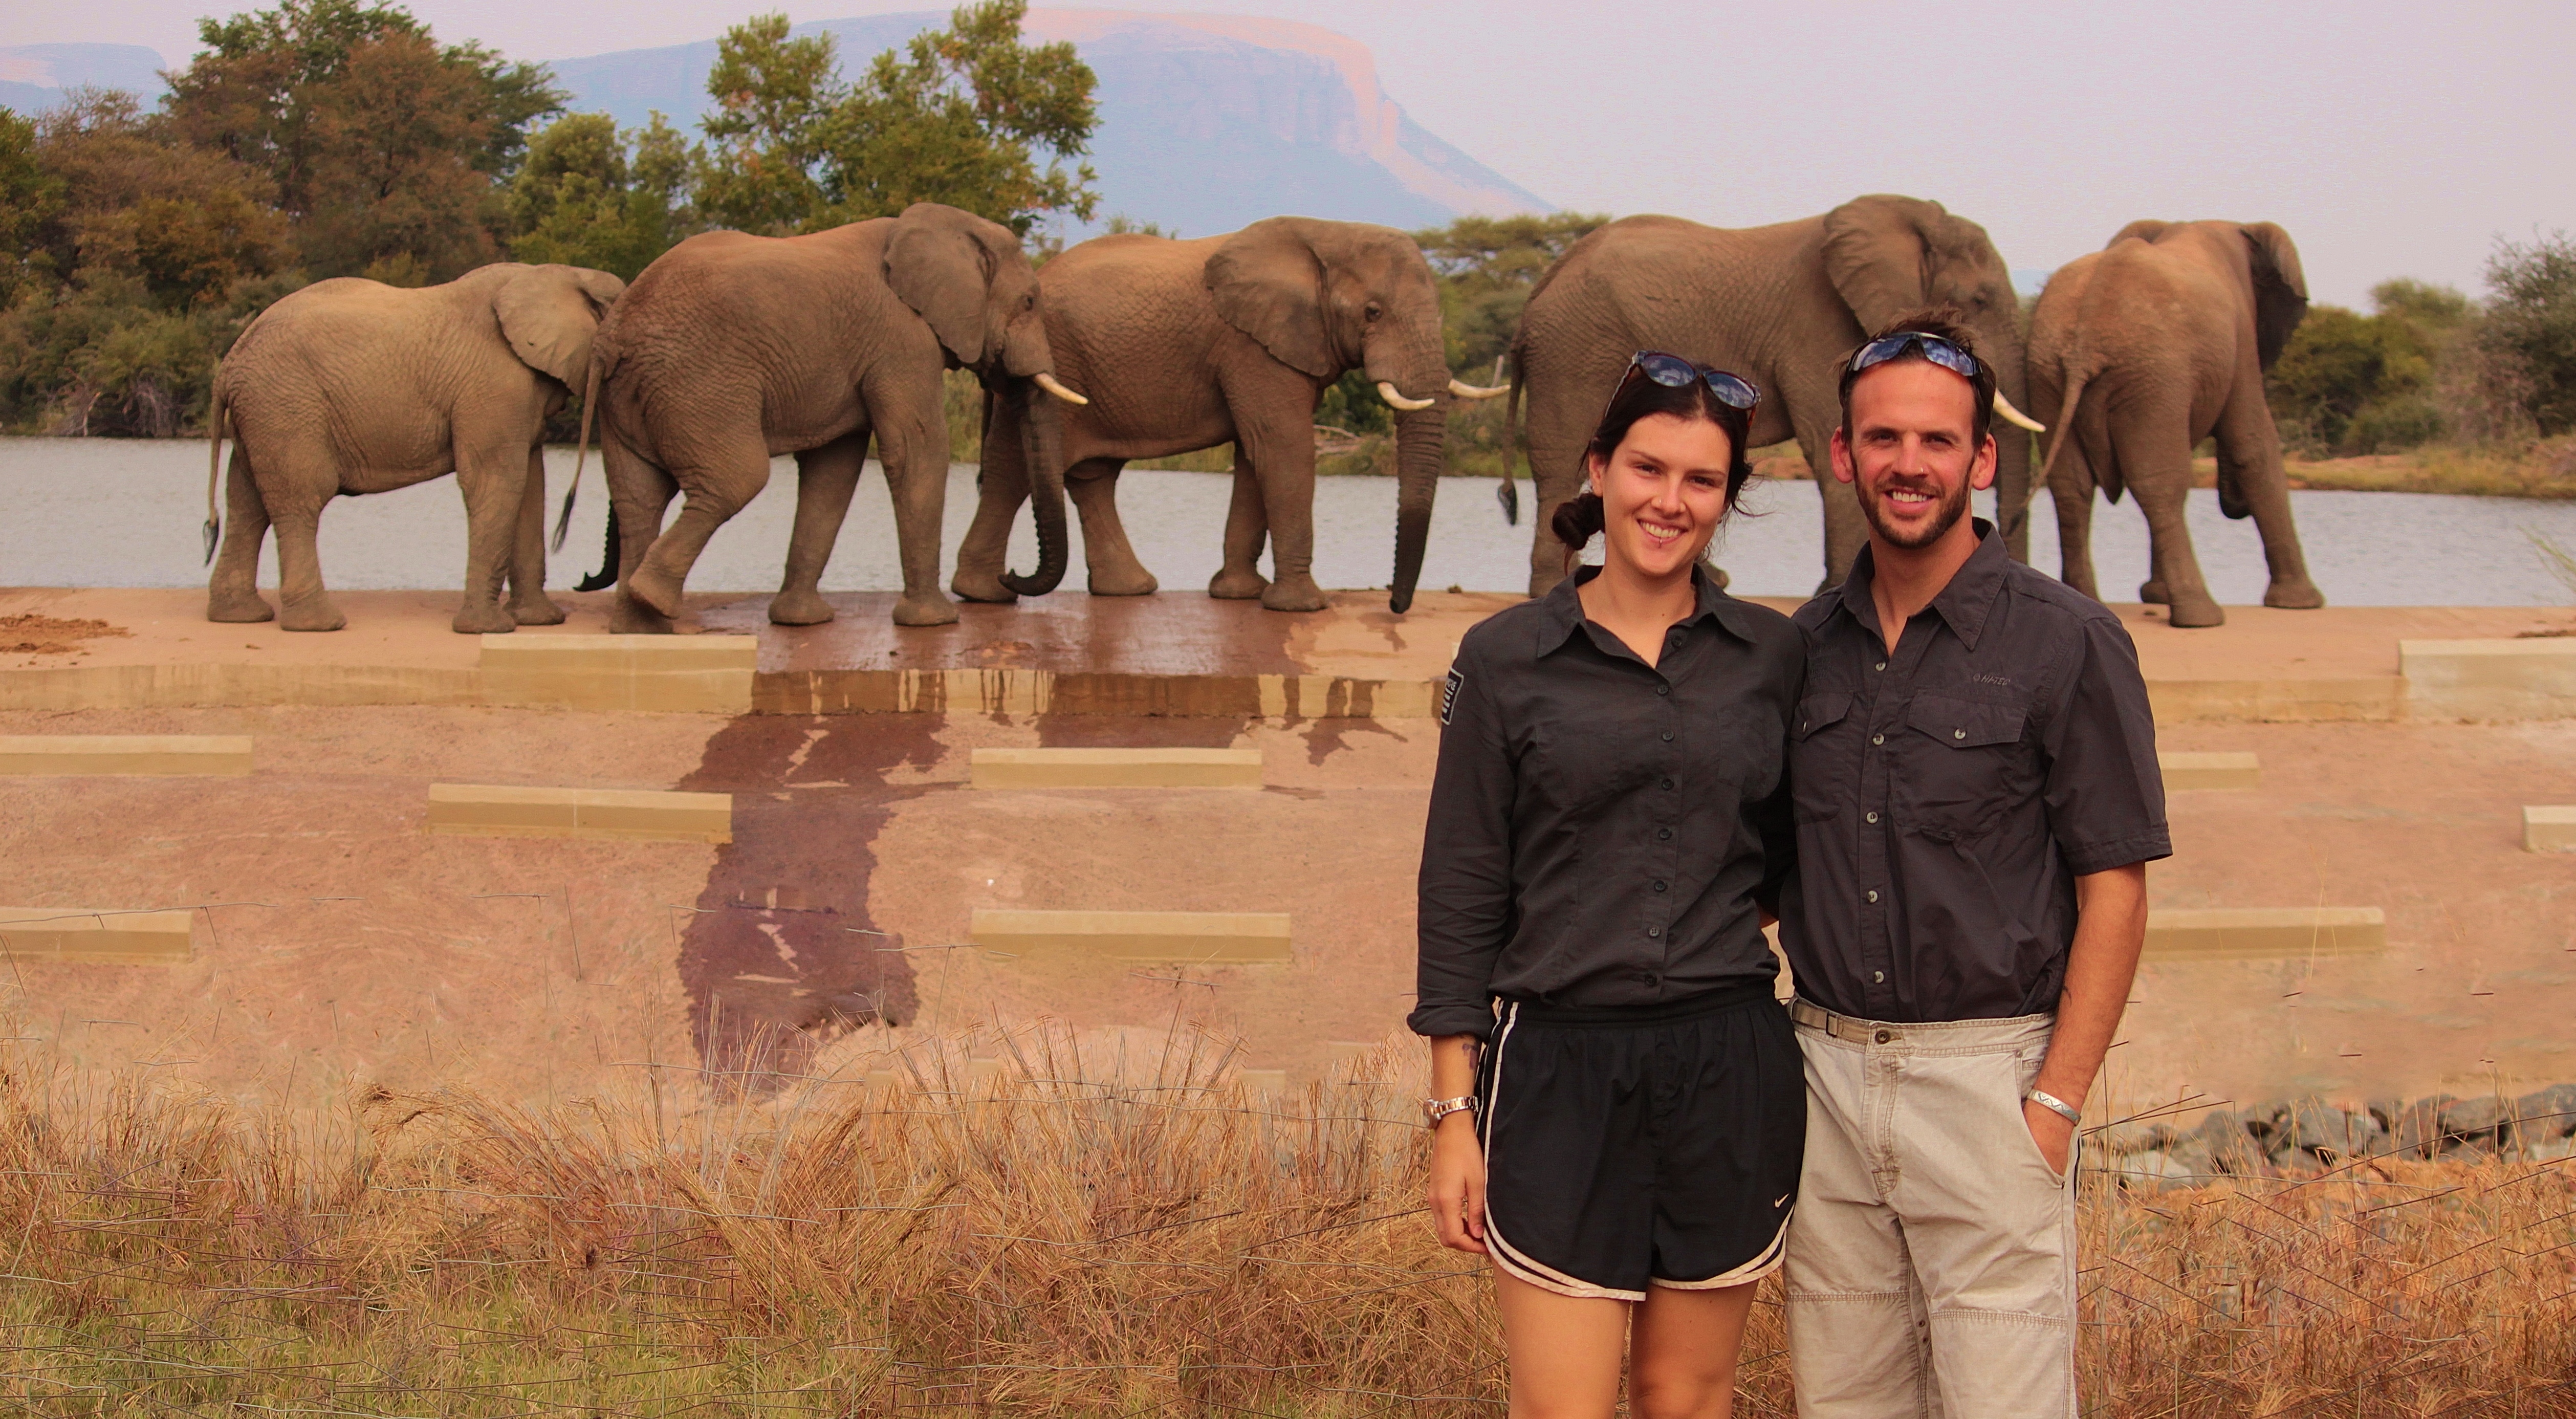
top-left (2479, 231), bottom-right (2576, 436)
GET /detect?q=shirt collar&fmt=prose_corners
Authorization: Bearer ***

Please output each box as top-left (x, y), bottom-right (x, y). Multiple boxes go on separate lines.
top-left (1535, 563), bottom-right (1763, 656)
top-left (1832, 518), bottom-right (2010, 652)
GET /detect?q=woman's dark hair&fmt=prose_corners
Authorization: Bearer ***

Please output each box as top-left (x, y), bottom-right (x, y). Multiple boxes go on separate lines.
top-left (1551, 361), bottom-right (1757, 565)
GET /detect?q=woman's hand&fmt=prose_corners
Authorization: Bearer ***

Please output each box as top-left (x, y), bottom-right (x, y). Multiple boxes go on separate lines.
top-left (1429, 1111), bottom-right (1488, 1253)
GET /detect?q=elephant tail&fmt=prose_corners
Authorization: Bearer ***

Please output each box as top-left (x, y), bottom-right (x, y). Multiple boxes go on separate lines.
top-left (1495, 346), bottom-right (1523, 526)
top-left (2007, 363), bottom-right (2095, 540)
top-left (575, 501), bottom-right (620, 593)
top-left (202, 381), bottom-right (228, 564)
top-left (551, 357), bottom-right (601, 553)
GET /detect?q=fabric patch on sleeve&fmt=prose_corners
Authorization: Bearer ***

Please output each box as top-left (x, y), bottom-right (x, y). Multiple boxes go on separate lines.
top-left (1442, 667), bottom-right (1464, 726)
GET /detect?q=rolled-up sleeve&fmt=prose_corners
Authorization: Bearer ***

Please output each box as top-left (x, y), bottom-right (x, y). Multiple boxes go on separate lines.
top-left (2040, 614), bottom-right (2171, 875)
top-left (1409, 636), bottom-right (1516, 1039)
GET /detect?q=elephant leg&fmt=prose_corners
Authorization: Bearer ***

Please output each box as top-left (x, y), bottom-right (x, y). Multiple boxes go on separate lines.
top-left (627, 439), bottom-right (767, 624)
top-left (269, 504), bottom-right (343, 632)
top-left (600, 425), bottom-right (679, 632)
top-left (870, 381), bottom-right (958, 628)
top-left (206, 443), bottom-right (276, 623)
top-left (2214, 383), bottom-right (2324, 610)
top-left (507, 443), bottom-right (566, 626)
top-left (1800, 405), bottom-right (1870, 592)
top-left (1209, 448), bottom-right (1270, 599)
top-left (2049, 451), bottom-right (2101, 603)
top-left (952, 400), bottom-right (1025, 604)
top-left (1070, 460), bottom-right (1158, 596)
top-left (2114, 409), bottom-right (2223, 628)
top-left (774, 430), bottom-right (870, 626)
top-left (1235, 406), bottom-right (1325, 613)
top-left (1520, 345), bottom-right (1626, 598)
top-left (450, 434), bottom-right (529, 635)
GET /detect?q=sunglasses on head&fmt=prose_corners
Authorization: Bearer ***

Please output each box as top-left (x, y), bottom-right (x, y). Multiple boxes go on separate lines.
top-left (1619, 351), bottom-right (1760, 411)
top-left (1847, 331), bottom-right (1982, 381)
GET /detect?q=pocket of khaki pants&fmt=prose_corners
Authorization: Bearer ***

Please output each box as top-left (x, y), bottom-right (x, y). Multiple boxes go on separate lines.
top-left (2002, 1047), bottom-right (2072, 1183)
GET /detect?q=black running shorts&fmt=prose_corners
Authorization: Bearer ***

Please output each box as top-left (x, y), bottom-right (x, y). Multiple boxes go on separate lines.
top-left (1475, 984), bottom-right (1805, 1300)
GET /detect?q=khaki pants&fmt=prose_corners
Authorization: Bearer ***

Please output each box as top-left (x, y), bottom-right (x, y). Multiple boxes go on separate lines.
top-left (1784, 1003), bottom-right (2077, 1418)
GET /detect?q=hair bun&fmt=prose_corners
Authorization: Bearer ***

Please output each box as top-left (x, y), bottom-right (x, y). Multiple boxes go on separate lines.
top-left (1550, 491), bottom-right (1606, 562)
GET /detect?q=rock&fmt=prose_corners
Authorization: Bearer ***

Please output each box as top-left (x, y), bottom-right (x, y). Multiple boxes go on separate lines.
top-left (2526, 1134), bottom-right (2576, 1164)
top-left (2278, 1098), bottom-right (2385, 1165)
top-left (2123, 1148), bottom-right (2213, 1189)
top-left (2391, 1095), bottom-right (2459, 1158)
top-left (2442, 1097), bottom-right (2513, 1149)
top-left (2517, 1083), bottom-right (2576, 1141)
top-left (2191, 1109), bottom-right (2270, 1174)
top-left (2092, 1119), bottom-right (2178, 1156)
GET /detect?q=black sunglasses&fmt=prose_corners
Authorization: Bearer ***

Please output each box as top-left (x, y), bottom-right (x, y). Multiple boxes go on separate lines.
top-left (1847, 331), bottom-right (1982, 381)
top-left (1618, 351), bottom-right (1760, 411)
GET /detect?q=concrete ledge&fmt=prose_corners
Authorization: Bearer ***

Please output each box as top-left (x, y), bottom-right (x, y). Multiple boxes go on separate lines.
top-left (2526, 806), bottom-right (2576, 853)
top-left (2143, 907), bottom-right (2387, 961)
top-left (425, 783), bottom-right (733, 843)
top-left (757, 669), bottom-right (1438, 718)
top-left (0, 907), bottom-right (193, 964)
top-left (0, 735), bottom-right (252, 775)
top-left (970, 909), bottom-right (1293, 963)
top-left (2160, 751), bottom-right (2260, 791)
top-left (2146, 678), bottom-right (2400, 725)
top-left (482, 635), bottom-right (756, 713)
top-left (2400, 639), bottom-right (2576, 721)
top-left (970, 748), bottom-right (1262, 789)
top-left (0, 663), bottom-right (481, 711)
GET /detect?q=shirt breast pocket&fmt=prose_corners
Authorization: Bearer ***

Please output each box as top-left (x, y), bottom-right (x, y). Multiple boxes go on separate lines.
top-left (1789, 690), bottom-right (1855, 824)
top-left (1894, 693), bottom-right (2033, 840)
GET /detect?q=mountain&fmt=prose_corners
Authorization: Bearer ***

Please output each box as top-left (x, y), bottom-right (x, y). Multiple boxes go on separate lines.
top-left (0, 43), bottom-right (168, 115)
top-left (548, 9), bottom-right (1551, 236)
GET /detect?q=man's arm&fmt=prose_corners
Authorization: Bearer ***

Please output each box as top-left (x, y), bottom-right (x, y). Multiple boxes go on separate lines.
top-left (2024, 862), bottom-right (2148, 1173)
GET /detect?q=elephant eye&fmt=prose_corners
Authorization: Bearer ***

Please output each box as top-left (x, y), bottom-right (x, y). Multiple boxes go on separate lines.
top-left (1364, 302), bottom-right (1384, 322)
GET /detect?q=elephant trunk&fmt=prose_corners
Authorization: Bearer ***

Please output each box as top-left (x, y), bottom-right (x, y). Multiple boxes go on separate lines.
top-left (1979, 322), bottom-right (2037, 563)
top-left (1387, 403), bottom-right (1446, 613)
top-left (997, 377), bottom-right (1069, 596)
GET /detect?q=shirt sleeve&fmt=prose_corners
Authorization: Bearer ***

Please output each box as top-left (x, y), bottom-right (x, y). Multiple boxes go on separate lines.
top-left (1409, 635), bottom-right (1517, 1039)
top-left (2039, 612), bottom-right (2172, 875)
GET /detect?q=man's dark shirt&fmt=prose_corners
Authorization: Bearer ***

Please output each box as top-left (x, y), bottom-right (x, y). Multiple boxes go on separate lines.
top-left (1411, 565), bottom-right (1803, 1041)
top-left (1779, 520), bottom-right (2169, 1024)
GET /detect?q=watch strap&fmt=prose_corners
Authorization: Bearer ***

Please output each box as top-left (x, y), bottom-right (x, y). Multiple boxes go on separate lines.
top-left (1423, 1095), bottom-right (1477, 1126)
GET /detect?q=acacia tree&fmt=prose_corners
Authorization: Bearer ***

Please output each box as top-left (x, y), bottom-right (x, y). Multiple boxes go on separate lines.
top-left (696, 0), bottom-right (1097, 237)
top-left (506, 112), bottom-right (697, 280)
top-left (2480, 233), bottom-right (2576, 437)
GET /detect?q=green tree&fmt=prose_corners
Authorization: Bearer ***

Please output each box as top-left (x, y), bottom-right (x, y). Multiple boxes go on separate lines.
top-left (2478, 232), bottom-right (2576, 436)
top-left (2266, 302), bottom-right (2437, 453)
top-left (507, 112), bottom-right (696, 279)
top-left (0, 110), bottom-right (66, 300)
top-left (695, 1), bottom-right (1097, 236)
top-left (1411, 212), bottom-right (1610, 375)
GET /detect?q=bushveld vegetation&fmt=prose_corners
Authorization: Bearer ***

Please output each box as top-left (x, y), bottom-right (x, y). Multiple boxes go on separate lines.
top-left (0, 1022), bottom-right (2569, 1415)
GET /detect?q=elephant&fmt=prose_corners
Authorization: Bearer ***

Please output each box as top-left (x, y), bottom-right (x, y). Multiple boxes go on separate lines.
top-left (1507, 195), bottom-right (2046, 596)
top-left (202, 261), bottom-right (625, 632)
top-left (949, 217), bottom-right (1496, 615)
top-left (581, 202), bottom-right (1080, 631)
top-left (2024, 220), bottom-right (2324, 627)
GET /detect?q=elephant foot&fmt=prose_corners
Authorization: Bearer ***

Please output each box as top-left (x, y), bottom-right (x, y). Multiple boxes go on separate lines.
top-left (610, 592), bottom-right (674, 635)
top-left (949, 567), bottom-right (1019, 605)
top-left (2139, 579), bottom-right (2171, 605)
top-left (1259, 574), bottom-right (1329, 614)
top-left (1087, 564), bottom-right (1160, 597)
top-left (2264, 578), bottom-right (2326, 610)
top-left (452, 602), bottom-right (518, 635)
top-left (625, 564), bottom-right (686, 620)
top-left (892, 591), bottom-right (960, 627)
top-left (2166, 594), bottom-right (2226, 629)
top-left (769, 587), bottom-right (838, 626)
top-left (510, 595), bottom-right (567, 627)
top-left (278, 595), bottom-right (347, 632)
top-left (206, 589), bottom-right (276, 624)
top-left (1208, 565), bottom-right (1269, 600)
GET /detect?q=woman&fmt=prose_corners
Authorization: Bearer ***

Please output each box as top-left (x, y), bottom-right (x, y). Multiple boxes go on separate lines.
top-left (1412, 353), bottom-right (1805, 1417)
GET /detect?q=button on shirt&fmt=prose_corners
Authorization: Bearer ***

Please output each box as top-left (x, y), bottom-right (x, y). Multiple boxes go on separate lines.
top-left (1410, 566), bottom-right (1803, 1040)
top-left (1779, 521), bottom-right (2170, 1024)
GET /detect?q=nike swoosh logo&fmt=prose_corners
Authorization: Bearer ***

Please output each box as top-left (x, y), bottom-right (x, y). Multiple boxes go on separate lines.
top-left (1775, 1194), bottom-right (1791, 1208)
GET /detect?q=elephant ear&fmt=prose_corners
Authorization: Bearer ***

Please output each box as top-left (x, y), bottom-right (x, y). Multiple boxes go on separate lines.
top-left (2109, 220), bottom-right (2174, 248)
top-left (1206, 217), bottom-right (1337, 379)
top-left (494, 265), bottom-right (623, 389)
top-left (885, 203), bottom-right (994, 365)
top-left (2241, 222), bottom-right (2309, 371)
top-left (1821, 194), bottom-right (1953, 334)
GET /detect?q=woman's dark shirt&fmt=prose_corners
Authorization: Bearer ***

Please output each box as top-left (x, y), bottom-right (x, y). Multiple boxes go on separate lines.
top-left (1410, 566), bottom-right (1803, 1040)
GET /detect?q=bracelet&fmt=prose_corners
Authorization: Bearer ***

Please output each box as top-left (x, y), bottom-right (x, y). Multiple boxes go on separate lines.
top-left (1423, 1095), bottom-right (1477, 1127)
top-left (2025, 1087), bottom-right (2083, 1125)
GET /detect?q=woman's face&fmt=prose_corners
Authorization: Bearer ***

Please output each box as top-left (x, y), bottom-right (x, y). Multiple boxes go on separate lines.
top-left (1586, 411), bottom-right (1732, 581)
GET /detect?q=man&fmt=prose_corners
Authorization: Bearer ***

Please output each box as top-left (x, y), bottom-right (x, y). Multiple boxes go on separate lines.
top-left (1779, 311), bottom-right (2167, 1416)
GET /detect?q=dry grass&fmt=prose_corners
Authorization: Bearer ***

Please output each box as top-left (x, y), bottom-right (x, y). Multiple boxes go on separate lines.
top-left (1, 1023), bottom-right (2570, 1415)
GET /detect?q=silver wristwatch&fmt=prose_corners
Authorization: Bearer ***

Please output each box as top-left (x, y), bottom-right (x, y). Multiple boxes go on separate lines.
top-left (1423, 1095), bottom-right (1477, 1127)
top-left (2025, 1087), bottom-right (2083, 1125)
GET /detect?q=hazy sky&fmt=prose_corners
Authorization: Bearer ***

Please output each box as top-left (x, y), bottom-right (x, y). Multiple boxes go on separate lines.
top-left (13, 0), bottom-right (2570, 308)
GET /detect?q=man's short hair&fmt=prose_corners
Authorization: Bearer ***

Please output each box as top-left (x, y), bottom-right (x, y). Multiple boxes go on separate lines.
top-left (1836, 308), bottom-right (1996, 451)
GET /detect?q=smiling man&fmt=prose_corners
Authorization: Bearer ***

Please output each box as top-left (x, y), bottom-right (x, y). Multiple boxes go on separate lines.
top-left (1778, 312), bottom-right (2168, 1416)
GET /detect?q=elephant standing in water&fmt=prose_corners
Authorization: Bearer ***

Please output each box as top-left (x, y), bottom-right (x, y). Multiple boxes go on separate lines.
top-left (584, 203), bottom-right (1081, 630)
top-left (204, 262), bottom-right (625, 632)
top-left (2024, 220), bottom-right (2324, 627)
top-left (952, 217), bottom-right (1497, 615)
top-left (1509, 195), bottom-right (2046, 595)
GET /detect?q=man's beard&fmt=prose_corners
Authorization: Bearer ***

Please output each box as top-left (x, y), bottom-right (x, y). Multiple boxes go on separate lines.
top-left (1859, 475), bottom-right (1972, 550)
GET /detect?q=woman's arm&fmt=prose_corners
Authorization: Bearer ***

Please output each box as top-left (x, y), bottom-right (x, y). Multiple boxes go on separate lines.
top-left (1427, 1034), bottom-right (1486, 1253)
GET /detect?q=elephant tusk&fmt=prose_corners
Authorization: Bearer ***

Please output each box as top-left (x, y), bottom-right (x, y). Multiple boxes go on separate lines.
top-left (1449, 377), bottom-right (1509, 401)
top-left (1993, 389), bottom-right (2047, 433)
top-left (1034, 372), bottom-right (1089, 406)
top-left (1377, 380), bottom-right (1436, 411)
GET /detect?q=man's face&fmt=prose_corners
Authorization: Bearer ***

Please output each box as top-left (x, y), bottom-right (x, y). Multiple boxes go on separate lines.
top-left (1828, 359), bottom-right (1997, 551)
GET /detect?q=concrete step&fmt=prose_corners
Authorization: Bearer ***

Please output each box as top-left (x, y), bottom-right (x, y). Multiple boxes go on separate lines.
top-left (2401, 638), bottom-right (2576, 720)
top-left (0, 907), bottom-right (193, 963)
top-left (0, 734), bottom-right (252, 775)
top-left (2143, 907), bottom-right (2385, 960)
top-left (970, 908), bottom-right (1293, 963)
top-left (969, 747), bottom-right (1262, 789)
top-left (479, 634), bottom-right (756, 713)
top-left (2160, 751), bottom-right (2259, 791)
top-left (2525, 806), bottom-right (2575, 853)
top-left (424, 783), bottom-right (733, 844)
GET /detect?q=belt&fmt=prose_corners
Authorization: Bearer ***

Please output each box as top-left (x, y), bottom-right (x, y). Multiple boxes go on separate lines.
top-left (1787, 998), bottom-right (1904, 1044)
